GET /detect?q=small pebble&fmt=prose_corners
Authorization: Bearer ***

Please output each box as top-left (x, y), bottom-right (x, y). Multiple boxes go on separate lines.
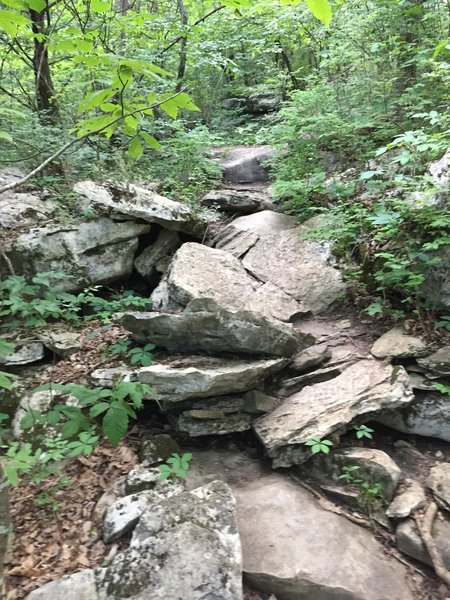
top-left (435, 450), bottom-right (444, 459)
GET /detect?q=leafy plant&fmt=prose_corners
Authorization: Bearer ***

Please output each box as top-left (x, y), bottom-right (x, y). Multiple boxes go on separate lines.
top-left (338, 465), bottom-right (384, 509)
top-left (108, 339), bottom-right (156, 367)
top-left (304, 437), bottom-right (334, 455)
top-left (353, 425), bottom-right (374, 440)
top-left (158, 453), bottom-right (192, 483)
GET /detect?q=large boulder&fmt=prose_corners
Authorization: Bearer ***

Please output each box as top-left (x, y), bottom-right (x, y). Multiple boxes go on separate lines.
top-left (371, 326), bottom-right (428, 359)
top-left (74, 180), bottom-right (208, 237)
top-left (150, 242), bottom-right (307, 321)
top-left (235, 474), bottom-right (414, 600)
top-left (117, 297), bottom-right (306, 357)
top-left (91, 356), bottom-right (287, 407)
top-left (200, 188), bottom-right (274, 214)
top-left (253, 360), bottom-right (413, 467)
top-left (222, 146), bottom-right (273, 184)
top-left (375, 391), bottom-right (450, 443)
top-left (396, 517), bottom-right (450, 570)
top-left (242, 229), bottom-right (346, 314)
top-left (27, 481), bottom-right (243, 600)
top-left (134, 229), bottom-right (181, 282)
top-left (0, 190), bottom-right (58, 228)
top-left (2, 218), bottom-right (149, 291)
top-left (417, 346), bottom-right (450, 375)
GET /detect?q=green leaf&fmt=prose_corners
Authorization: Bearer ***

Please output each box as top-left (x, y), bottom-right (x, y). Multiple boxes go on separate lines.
top-left (129, 137), bottom-right (143, 160)
top-left (140, 132), bottom-right (161, 150)
top-left (91, 0), bottom-right (111, 13)
top-left (27, 0), bottom-right (46, 11)
top-left (0, 131), bottom-right (13, 142)
top-left (103, 405), bottom-right (128, 446)
top-left (305, 0), bottom-right (332, 26)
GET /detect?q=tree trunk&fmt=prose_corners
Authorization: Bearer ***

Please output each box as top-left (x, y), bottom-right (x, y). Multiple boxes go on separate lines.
top-left (175, 0), bottom-right (188, 92)
top-left (29, 4), bottom-right (59, 121)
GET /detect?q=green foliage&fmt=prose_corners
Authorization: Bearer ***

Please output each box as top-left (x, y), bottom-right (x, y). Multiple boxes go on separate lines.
top-left (304, 437), bottom-right (333, 455)
top-left (107, 339), bottom-right (155, 367)
top-left (24, 380), bottom-right (155, 447)
top-left (158, 452), bottom-right (192, 483)
top-left (0, 272), bottom-right (152, 329)
top-left (354, 425), bottom-right (374, 440)
top-left (338, 465), bottom-right (384, 509)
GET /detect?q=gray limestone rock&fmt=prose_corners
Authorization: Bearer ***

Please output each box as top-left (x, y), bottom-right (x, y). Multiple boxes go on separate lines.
top-left (254, 360), bottom-right (413, 467)
top-left (117, 297), bottom-right (304, 357)
top-left (222, 146), bottom-right (273, 183)
top-left (134, 229), bottom-right (181, 282)
top-left (140, 434), bottom-right (180, 465)
top-left (92, 356), bottom-right (287, 407)
top-left (150, 242), bottom-right (306, 321)
top-left (200, 188), bottom-right (273, 214)
top-left (2, 218), bottom-right (149, 291)
top-left (38, 329), bottom-right (81, 358)
top-left (371, 327), bottom-right (428, 359)
top-left (396, 517), bottom-right (450, 569)
top-left (28, 481), bottom-right (243, 600)
top-left (242, 228), bottom-right (346, 314)
top-left (235, 474), bottom-right (414, 600)
top-left (375, 391), bottom-right (450, 443)
top-left (417, 346), bottom-right (450, 375)
top-left (0, 191), bottom-right (58, 229)
top-left (290, 343), bottom-right (332, 374)
top-left (427, 463), bottom-right (450, 511)
top-left (304, 447), bottom-right (401, 502)
top-left (0, 341), bottom-right (44, 366)
top-left (74, 180), bottom-right (208, 237)
top-left (386, 479), bottom-right (427, 518)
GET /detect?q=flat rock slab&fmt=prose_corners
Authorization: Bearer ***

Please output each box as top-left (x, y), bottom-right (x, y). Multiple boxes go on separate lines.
top-left (134, 229), bottom-right (181, 282)
top-left (0, 341), bottom-right (44, 366)
top-left (2, 218), bottom-right (149, 291)
top-left (151, 242), bottom-right (306, 321)
top-left (235, 474), bottom-right (414, 600)
top-left (417, 346), bottom-right (450, 375)
top-left (117, 297), bottom-right (305, 357)
top-left (74, 180), bottom-right (207, 237)
top-left (304, 447), bottom-right (401, 502)
top-left (38, 329), bottom-right (81, 358)
top-left (0, 192), bottom-right (58, 229)
top-left (371, 326), bottom-right (428, 359)
top-left (427, 463), bottom-right (450, 511)
top-left (242, 229), bottom-right (345, 314)
top-left (222, 145), bottom-right (273, 183)
top-left (27, 481), bottom-right (243, 600)
top-left (376, 390), bottom-right (450, 443)
top-left (92, 356), bottom-right (287, 406)
top-left (200, 188), bottom-right (274, 214)
top-left (386, 479), bottom-right (427, 518)
top-left (254, 360), bottom-right (413, 467)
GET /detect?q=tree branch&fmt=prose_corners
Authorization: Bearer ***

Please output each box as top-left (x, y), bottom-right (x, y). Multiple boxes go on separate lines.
top-left (414, 502), bottom-right (450, 586)
top-left (0, 89), bottom-right (186, 195)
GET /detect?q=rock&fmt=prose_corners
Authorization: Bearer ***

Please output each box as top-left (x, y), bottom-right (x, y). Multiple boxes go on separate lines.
top-left (427, 463), bottom-right (450, 511)
top-left (429, 150), bottom-right (450, 187)
top-left (304, 447), bottom-right (401, 502)
top-left (74, 180), bottom-right (208, 237)
top-left (2, 218), bottom-right (150, 291)
top-left (117, 298), bottom-right (303, 357)
top-left (245, 282), bottom-right (308, 322)
top-left (253, 360), bottom-right (413, 467)
top-left (280, 364), bottom-right (346, 396)
top-left (28, 481), bottom-right (243, 600)
top-left (397, 517), bottom-right (450, 569)
top-left (215, 210), bottom-right (297, 248)
top-left (246, 92), bottom-right (281, 114)
top-left (38, 329), bottom-right (81, 358)
top-left (26, 569), bottom-right (97, 600)
top-left (150, 242), bottom-right (306, 321)
top-left (93, 480), bottom-right (125, 523)
top-left (173, 411), bottom-right (253, 436)
top-left (422, 245), bottom-right (450, 309)
top-left (242, 229), bottom-right (345, 314)
top-left (92, 356), bottom-right (287, 407)
top-left (140, 434), bottom-right (180, 465)
top-left (417, 346), bottom-right (450, 375)
top-left (200, 188), bottom-right (274, 214)
top-left (134, 229), bottom-right (181, 282)
top-left (0, 341), bottom-right (44, 366)
top-left (241, 389), bottom-right (278, 413)
top-left (290, 343), bottom-right (332, 374)
top-left (125, 465), bottom-right (163, 494)
top-left (386, 479), bottom-right (426, 518)
top-left (375, 391), bottom-right (450, 443)
top-left (103, 482), bottom-right (184, 542)
top-left (12, 389), bottom-right (55, 437)
top-left (235, 474), bottom-right (414, 600)
top-left (0, 190), bottom-right (58, 229)
top-left (222, 146), bottom-right (274, 184)
top-left (371, 327), bottom-right (428, 359)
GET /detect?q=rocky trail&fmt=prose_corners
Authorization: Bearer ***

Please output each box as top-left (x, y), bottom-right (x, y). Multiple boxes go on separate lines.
top-left (1, 146), bottom-right (450, 599)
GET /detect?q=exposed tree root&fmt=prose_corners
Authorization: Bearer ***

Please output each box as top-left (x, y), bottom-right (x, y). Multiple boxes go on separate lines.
top-left (414, 502), bottom-right (450, 587)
